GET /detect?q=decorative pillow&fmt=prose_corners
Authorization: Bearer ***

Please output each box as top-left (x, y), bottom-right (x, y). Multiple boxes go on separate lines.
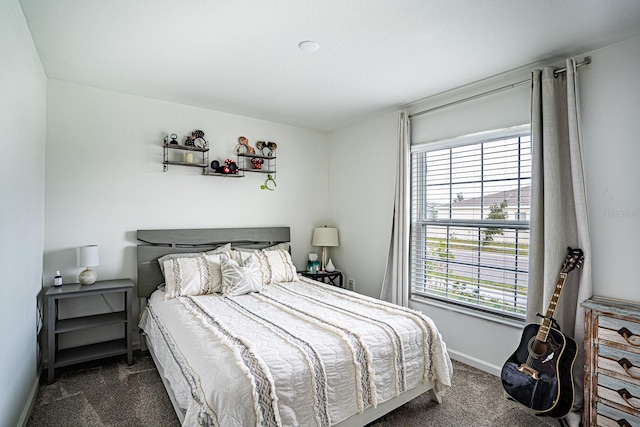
top-left (204, 243), bottom-right (232, 255)
top-left (230, 247), bottom-right (298, 285)
top-left (220, 254), bottom-right (262, 296)
top-left (234, 242), bottom-right (290, 253)
top-left (158, 252), bottom-right (201, 277)
top-left (157, 243), bottom-right (231, 276)
top-left (230, 249), bottom-right (269, 284)
top-left (163, 253), bottom-right (214, 300)
top-left (202, 252), bottom-right (226, 293)
top-left (261, 248), bottom-right (298, 283)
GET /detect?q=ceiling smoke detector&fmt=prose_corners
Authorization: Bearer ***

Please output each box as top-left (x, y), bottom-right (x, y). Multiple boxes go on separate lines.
top-left (298, 40), bottom-right (320, 52)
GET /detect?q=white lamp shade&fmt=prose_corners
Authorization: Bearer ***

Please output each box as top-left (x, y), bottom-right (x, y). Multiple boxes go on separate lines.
top-left (312, 227), bottom-right (339, 247)
top-left (77, 245), bottom-right (99, 267)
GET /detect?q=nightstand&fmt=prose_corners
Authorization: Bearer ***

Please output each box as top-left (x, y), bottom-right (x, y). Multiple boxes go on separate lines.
top-left (46, 279), bottom-right (134, 383)
top-left (300, 270), bottom-right (344, 288)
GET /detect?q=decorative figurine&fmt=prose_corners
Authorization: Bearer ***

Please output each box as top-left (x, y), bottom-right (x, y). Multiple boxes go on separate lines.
top-left (237, 136), bottom-right (255, 154)
top-left (256, 141), bottom-right (277, 156)
top-left (226, 158), bottom-right (238, 174)
top-left (186, 130), bottom-right (207, 148)
top-left (164, 133), bottom-right (179, 145)
top-left (260, 174), bottom-right (277, 191)
top-left (210, 159), bottom-right (238, 174)
top-left (251, 158), bottom-right (264, 169)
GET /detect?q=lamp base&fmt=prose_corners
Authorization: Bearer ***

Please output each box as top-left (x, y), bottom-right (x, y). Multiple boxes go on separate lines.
top-left (79, 267), bottom-right (97, 285)
top-left (321, 247), bottom-right (328, 272)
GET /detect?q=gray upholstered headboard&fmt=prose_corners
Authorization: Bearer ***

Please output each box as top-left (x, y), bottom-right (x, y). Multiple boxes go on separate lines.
top-left (136, 227), bottom-right (291, 298)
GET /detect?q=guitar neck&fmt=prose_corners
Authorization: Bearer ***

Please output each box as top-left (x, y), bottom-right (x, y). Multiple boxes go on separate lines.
top-left (536, 272), bottom-right (568, 342)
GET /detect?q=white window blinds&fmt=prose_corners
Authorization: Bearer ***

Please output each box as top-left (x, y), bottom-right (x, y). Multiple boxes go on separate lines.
top-left (410, 126), bottom-right (531, 318)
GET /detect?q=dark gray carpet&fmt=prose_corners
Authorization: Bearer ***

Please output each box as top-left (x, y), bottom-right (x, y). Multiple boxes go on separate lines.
top-left (28, 352), bottom-right (558, 426)
top-left (28, 352), bottom-right (179, 427)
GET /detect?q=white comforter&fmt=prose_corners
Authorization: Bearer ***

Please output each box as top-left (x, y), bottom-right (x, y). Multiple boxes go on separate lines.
top-left (139, 278), bottom-right (452, 427)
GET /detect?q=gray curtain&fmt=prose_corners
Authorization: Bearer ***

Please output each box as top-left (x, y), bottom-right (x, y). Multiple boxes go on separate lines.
top-left (529, 59), bottom-right (592, 425)
top-left (381, 111), bottom-right (411, 306)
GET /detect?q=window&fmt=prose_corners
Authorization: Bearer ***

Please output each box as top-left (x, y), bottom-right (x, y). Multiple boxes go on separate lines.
top-left (410, 126), bottom-right (531, 319)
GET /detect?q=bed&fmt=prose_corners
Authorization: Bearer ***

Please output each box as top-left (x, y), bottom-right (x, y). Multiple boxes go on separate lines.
top-left (137, 227), bottom-right (452, 426)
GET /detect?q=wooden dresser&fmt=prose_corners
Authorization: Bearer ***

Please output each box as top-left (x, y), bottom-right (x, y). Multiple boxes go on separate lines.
top-left (583, 297), bottom-right (640, 427)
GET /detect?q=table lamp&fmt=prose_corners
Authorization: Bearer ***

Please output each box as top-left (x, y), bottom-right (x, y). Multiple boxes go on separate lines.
top-left (77, 245), bottom-right (99, 285)
top-left (311, 227), bottom-right (339, 272)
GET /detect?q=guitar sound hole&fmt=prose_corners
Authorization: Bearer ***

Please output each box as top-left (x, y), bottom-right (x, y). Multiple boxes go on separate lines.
top-left (528, 337), bottom-right (547, 358)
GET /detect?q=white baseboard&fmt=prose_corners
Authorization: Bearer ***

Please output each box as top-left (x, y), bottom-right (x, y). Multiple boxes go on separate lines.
top-left (447, 348), bottom-right (502, 377)
top-left (18, 365), bottom-right (42, 427)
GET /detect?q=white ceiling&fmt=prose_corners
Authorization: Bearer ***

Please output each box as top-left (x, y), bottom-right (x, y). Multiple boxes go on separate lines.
top-left (19, 0), bottom-right (640, 132)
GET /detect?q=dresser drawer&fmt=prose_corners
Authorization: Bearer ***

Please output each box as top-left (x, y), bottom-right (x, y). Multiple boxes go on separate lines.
top-left (583, 297), bottom-right (640, 427)
top-left (596, 402), bottom-right (640, 427)
top-left (598, 374), bottom-right (640, 414)
top-left (599, 315), bottom-right (640, 349)
top-left (599, 346), bottom-right (640, 382)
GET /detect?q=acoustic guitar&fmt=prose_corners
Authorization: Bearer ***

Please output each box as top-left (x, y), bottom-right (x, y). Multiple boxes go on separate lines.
top-left (501, 247), bottom-right (584, 418)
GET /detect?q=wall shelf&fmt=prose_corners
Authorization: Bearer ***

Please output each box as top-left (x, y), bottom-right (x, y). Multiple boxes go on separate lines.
top-left (237, 152), bottom-right (276, 175)
top-left (162, 136), bottom-right (278, 180)
top-left (163, 142), bottom-right (209, 172)
top-left (203, 172), bottom-right (243, 178)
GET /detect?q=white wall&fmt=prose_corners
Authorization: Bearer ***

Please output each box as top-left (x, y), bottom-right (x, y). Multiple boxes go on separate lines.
top-left (44, 80), bottom-right (330, 348)
top-left (0, 1), bottom-right (47, 426)
top-left (329, 35), bottom-right (640, 374)
top-left (579, 36), bottom-right (640, 300)
top-left (328, 111), bottom-right (398, 296)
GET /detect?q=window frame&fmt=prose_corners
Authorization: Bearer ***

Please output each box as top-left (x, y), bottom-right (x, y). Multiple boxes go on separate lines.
top-left (409, 124), bottom-right (531, 321)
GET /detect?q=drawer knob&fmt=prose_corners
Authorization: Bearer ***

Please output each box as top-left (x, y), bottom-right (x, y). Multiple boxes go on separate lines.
top-left (617, 358), bottom-right (640, 380)
top-left (615, 420), bottom-right (631, 427)
top-left (617, 387), bottom-right (640, 409)
top-left (617, 327), bottom-right (640, 347)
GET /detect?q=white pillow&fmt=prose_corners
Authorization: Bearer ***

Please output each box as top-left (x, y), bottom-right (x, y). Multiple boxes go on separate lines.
top-left (234, 242), bottom-right (290, 253)
top-left (163, 253), bottom-right (214, 300)
top-left (220, 254), bottom-right (262, 296)
top-left (230, 247), bottom-right (298, 285)
top-left (202, 244), bottom-right (233, 293)
top-left (157, 243), bottom-right (231, 276)
top-left (261, 248), bottom-right (298, 283)
top-left (158, 252), bottom-right (201, 277)
top-left (204, 243), bottom-right (232, 255)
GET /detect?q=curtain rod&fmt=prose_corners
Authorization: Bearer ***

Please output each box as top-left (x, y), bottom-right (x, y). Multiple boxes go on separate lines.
top-left (409, 56), bottom-right (592, 119)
